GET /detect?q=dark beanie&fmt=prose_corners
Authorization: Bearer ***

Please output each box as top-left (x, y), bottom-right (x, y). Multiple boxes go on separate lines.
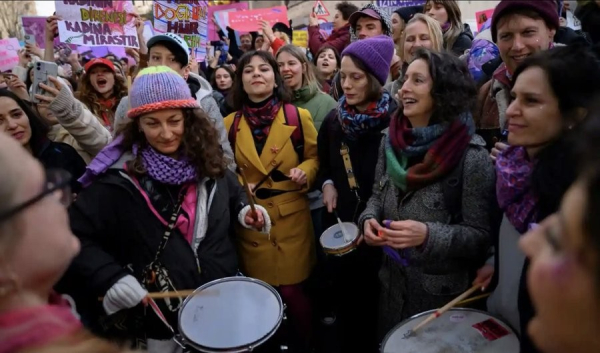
top-left (272, 22), bottom-right (293, 39)
top-left (394, 5), bottom-right (423, 23)
top-left (491, 0), bottom-right (559, 43)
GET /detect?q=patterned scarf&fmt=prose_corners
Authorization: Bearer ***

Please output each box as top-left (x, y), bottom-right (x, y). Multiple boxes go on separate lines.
top-left (133, 144), bottom-right (198, 185)
top-left (98, 97), bottom-right (116, 129)
top-left (496, 146), bottom-right (538, 234)
top-left (242, 96), bottom-right (282, 141)
top-left (385, 112), bottom-right (474, 192)
top-left (338, 91), bottom-right (391, 141)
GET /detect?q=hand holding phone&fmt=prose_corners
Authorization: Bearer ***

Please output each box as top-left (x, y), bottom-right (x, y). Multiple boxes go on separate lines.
top-left (30, 60), bottom-right (59, 104)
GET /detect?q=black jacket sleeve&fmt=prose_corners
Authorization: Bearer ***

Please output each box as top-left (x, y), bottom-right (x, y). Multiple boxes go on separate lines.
top-left (316, 111), bottom-right (334, 190)
top-left (67, 182), bottom-right (130, 295)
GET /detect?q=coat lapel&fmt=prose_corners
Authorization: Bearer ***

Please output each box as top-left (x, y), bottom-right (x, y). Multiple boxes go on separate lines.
top-left (237, 116), bottom-right (268, 175)
top-left (259, 109), bottom-right (296, 167)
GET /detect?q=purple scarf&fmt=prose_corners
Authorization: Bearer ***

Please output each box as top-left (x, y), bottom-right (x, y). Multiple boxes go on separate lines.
top-left (496, 146), bottom-right (538, 233)
top-left (133, 144), bottom-right (197, 185)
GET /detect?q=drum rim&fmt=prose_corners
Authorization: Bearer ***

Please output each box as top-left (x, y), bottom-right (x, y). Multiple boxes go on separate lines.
top-left (319, 222), bottom-right (359, 250)
top-left (178, 276), bottom-right (284, 352)
top-left (380, 307), bottom-right (519, 350)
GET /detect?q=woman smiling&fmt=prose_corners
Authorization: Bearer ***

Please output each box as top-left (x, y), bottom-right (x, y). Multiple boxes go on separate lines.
top-left (225, 50), bottom-right (319, 351)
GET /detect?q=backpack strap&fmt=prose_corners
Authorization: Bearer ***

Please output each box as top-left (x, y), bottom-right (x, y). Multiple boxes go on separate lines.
top-left (227, 110), bottom-right (243, 156)
top-left (442, 149), bottom-right (469, 224)
top-left (282, 103), bottom-right (304, 162)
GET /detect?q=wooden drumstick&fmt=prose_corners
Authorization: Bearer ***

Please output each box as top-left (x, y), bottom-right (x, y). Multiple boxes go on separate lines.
top-left (334, 210), bottom-right (352, 243)
top-left (403, 283), bottom-right (481, 338)
top-left (98, 289), bottom-right (219, 301)
top-left (239, 167), bottom-right (257, 218)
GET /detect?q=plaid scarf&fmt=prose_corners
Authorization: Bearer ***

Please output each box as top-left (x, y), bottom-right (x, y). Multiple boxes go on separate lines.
top-left (385, 112), bottom-right (474, 192)
top-left (242, 96), bottom-right (282, 142)
top-left (338, 91), bottom-right (391, 141)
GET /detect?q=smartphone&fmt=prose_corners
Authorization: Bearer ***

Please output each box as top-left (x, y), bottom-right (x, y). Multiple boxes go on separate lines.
top-left (24, 34), bottom-right (36, 46)
top-left (30, 60), bottom-right (58, 104)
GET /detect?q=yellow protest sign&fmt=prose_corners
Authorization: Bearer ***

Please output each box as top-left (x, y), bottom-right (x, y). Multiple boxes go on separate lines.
top-left (293, 30), bottom-right (308, 48)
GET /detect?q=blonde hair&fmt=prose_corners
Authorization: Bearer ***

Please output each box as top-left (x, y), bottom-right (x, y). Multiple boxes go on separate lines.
top-left (276, 44), bottom-right (321, 93)
top-left (424, 0), bottom-right (464, 52)
top-left (398, 14), bottom-right (444, 62)
top-left (278, 32), bottom-right (291, 44)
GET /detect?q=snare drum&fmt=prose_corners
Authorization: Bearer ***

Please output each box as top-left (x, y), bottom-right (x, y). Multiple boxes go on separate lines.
top-left (178, 277), bottom-right (284, 352)
top-left (320, 222), bottom-right (359, 256)
top-left (381, 308), bottom-right (520, 353)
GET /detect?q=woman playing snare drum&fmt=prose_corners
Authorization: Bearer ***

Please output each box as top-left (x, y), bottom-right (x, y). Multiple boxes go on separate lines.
top-left (359, 49), bottom-right (495, 339)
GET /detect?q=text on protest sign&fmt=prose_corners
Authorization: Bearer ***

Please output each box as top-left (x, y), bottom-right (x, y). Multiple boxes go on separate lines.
top-left (153, 0), bottom-right (208, 61)
top-left (227, 6), bottom-right (289, 33)
top-left (55, 0), bottom-right (139, 48)
top-left (207, 2), bottom-right (248, 41)
top-left (0, 39), bottom-right (21, 72)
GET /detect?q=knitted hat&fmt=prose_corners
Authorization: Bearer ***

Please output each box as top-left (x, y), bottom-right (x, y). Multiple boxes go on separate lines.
top-left (394, 5), bottom-right (424, 23)
top-left (491, 0), bottom-right (559, 43)
top-left (127, 66), bottom-right (199, 119)
top-left (341, 35), bottom-right (395, 86)
top-left (84, 58), bottom-right (115, 73)
top-left (147, 33), bottom-right (190, 65)
top-left (348, 4), bottom-right (393, 41)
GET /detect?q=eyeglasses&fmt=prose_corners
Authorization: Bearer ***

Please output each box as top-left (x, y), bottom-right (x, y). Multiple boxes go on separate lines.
top-left (0, 169), bottom-right (72, 222)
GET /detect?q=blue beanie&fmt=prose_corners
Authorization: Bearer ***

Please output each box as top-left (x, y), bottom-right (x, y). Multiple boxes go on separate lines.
top-left (341, 35), bottom-right (395, 86)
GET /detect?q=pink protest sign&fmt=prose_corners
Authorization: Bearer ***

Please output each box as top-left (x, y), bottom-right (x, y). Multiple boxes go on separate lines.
top-left (475, 9), bottom-right (494, 32)
top-left (228, 6), bottom-right (288, 33)
top-left (208, 2), bottom-right (248, 41)
top-left (0, 38), bottom-right (21, 72)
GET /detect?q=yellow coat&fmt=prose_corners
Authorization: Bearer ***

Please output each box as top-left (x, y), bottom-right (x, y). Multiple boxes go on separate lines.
top-left (224, 106), bottom-right (319, 286)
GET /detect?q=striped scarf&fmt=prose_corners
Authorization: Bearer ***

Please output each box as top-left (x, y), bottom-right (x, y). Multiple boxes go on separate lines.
top-left (385, 112), bottom-right (474, 192)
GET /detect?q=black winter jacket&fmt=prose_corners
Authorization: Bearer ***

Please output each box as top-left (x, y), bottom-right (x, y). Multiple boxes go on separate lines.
top-left (59, 168), bottom-right (245, 338)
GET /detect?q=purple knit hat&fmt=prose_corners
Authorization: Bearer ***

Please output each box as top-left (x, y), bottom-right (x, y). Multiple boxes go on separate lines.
top-left (491, 0), bottom-right (559, 43)
top-left (341, 35), bottom-right (395, 86)
top-left (127, 66), bottom-right (199, 119)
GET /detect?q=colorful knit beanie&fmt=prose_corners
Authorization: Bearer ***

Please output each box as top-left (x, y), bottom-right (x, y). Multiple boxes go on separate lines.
top-left (127, 66), bottom-right (199, 119)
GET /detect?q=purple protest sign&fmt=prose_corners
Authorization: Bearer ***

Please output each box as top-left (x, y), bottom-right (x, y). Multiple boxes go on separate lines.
top-left (21, 16), bottom-right (64, 48)
top-left (208, 2), bottom-right (248, 41)
top-left (376, 0), bottom-right (426, 18)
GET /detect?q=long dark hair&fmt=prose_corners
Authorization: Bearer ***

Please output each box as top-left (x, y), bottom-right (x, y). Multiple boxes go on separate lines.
top-left (119, 108), bottom-right (228, 180)
top-left (0, 89), bottom-right (49, 156)
top-left (227, 50), bottom-right (291, 111)
top-left (512, 45), bottom-right (600, 220)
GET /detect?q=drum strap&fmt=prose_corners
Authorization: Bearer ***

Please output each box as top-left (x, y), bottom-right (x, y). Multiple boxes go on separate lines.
top-left (340, 142), bottom-right (360, 201)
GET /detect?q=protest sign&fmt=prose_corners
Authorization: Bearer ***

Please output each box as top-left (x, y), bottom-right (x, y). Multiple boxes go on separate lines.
top-left (208, 2), bottom-right (248, 41)
top-left (0, 38), bottom-right (21, 72)
top-left (376, 0), bottom-right (426, 18)
top-left (20, 16), bottom-right (52, 48)
top-left (228, 6), bottom-right (288, 33)
top-left (292, 30), bottom-right (307, 48)
top-left (153, 0), bottom-right (209, 61)
top-left (55, 0), bottom-right (139, 48)
top-left (475, 9), bottom-right (494, 32)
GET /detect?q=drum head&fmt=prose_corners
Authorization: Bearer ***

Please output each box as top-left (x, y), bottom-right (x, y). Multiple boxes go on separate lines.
top-left (179, 277), bottom-right (283, 351)
top-left (320, 222), bottom-right (358, 250)
top-left (381, 308), bottom-right (520, 353)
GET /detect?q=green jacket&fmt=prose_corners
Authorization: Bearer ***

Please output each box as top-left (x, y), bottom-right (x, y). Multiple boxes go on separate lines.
top-left (292, 84), bottom-right (337, 132)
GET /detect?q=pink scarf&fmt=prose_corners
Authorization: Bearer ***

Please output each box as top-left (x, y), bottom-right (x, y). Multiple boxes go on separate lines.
top-left (0, 295), bottom-right (82, 353)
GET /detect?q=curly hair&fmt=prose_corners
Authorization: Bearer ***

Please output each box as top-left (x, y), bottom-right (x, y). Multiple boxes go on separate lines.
top-left (336, 1), bottom-right (360, 21)
top-left (228, 50), bottom-right (292, 112)
top-left (119, 108), bottom-right (228, 180)
top-left (75, 69), bottom-right (128, 126)
top-left (409, 48), bottom-right (476, 123)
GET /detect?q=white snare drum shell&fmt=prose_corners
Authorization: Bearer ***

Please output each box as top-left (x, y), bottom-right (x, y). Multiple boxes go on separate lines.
top-left (179, 277), bottom-right (283, 351)
top-left (320, 222), bottom-right (359, 250)
top-left (381, 308), bottom-right (520, 353)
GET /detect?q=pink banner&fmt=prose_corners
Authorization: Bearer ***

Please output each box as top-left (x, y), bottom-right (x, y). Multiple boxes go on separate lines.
top-left (208, 2), bottom-right (248, 41)
top-left (0, 38), bottom-right (21, 72)
top-left (228, 6), bottom-right (288, 33)
top-left (475, 9), bottom-right (494, 32)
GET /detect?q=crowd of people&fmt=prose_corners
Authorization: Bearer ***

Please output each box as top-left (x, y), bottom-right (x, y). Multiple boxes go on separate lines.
top-left (1, 0), bottom-right (600, 352)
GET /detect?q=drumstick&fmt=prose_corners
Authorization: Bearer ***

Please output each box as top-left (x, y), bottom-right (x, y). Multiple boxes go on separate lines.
top-left (456, 293), bottom-right (491, 307)
top-left (403, 283), bottom-right (480, 339)
top-left (334, 210), bottom-right (352, 243)
top-left (98, 289), bottom-right (219, 301)
top-left (239, 167), bottom-right (257, 218)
